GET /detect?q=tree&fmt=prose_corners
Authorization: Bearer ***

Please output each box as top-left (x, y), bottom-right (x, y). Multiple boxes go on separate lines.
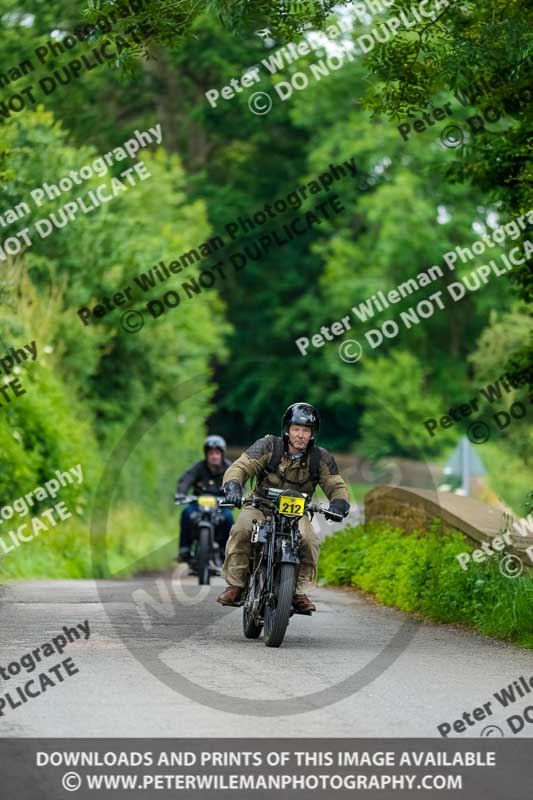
top-left (0, 107), bottom-right (230, 510)
top-left (361, 1), bottom-right (532, 302)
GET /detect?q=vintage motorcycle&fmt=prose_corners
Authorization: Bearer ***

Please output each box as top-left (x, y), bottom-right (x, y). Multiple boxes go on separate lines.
top-left (223, 488), bottom-right (343, 648)
top-left (175, 494), bottom-right (226, 585)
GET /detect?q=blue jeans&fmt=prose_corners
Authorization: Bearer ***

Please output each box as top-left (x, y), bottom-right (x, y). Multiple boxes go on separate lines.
top-left (179, 502), bottom-right (233, 553)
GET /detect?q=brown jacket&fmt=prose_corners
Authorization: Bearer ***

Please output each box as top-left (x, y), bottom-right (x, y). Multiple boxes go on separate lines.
top-left (223, 435), bottom-right (349, 503)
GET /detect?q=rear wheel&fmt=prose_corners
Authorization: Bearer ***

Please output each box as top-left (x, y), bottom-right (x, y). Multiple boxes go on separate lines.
top-left (243, 605), bottom-right (263, 639)
top-left (264, 563), bottom-right (296, 648)
top-left (196, 526), bottom-right (211, 585)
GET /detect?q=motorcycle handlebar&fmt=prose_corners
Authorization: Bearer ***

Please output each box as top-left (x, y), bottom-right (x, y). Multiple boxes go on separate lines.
top-left (308, 503), bottom-right (344, 521)
top-left (233, 496), bottom-right (345, 521)
top-left (176, 494), bottom-right (344, 521)
top-left (174, 494), bottom-right (226, 505)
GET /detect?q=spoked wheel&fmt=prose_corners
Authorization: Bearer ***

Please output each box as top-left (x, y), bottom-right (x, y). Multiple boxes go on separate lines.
top-left (264, 563), bottom-right (296, 648)
top-left (243, 566), bottom-right (264, 639)
top-left (212, 543), bottom-right (224, 569)
top-left (196, 527), bottom-right (211, 585)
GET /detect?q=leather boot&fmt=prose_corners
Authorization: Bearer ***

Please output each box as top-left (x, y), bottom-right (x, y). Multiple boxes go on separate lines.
top-left (293, 594), bottom-right (316, 614)
top-left (216, 585), bottom-right (243, 606)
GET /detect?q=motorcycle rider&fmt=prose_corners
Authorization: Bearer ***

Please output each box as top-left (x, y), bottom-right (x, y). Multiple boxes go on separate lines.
top-left (217, 403), bottom-right (350, 614)
top-left (176, 435), bottom-right (233, 562)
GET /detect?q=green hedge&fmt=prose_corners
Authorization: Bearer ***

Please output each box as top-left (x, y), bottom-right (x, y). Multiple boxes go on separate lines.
top-left (318, 522), bottom-right (533, 648)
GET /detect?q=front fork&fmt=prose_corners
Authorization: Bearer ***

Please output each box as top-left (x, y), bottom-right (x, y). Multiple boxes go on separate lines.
top-left (265, 523), bottom-right (301, 608)
top-left (192, 520), bottom-right (220, 571)
top-left (248, 518), bottom-right (302, 611)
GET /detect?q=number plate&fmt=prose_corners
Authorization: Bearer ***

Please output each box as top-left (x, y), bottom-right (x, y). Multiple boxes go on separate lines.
top-left (278, 496), bottom-right (305, 517)
top-left (197, 495), bottom-right (216, 508)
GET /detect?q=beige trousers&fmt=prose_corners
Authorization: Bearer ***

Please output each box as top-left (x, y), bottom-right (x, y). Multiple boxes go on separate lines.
top-left (222, 506), bottom-right (320, 594)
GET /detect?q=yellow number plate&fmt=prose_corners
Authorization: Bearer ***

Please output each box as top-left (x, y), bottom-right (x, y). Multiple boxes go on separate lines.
top-left (278, 496), bottom-right (305, 517)
top-left (198, 495), bottom-right (216, 508)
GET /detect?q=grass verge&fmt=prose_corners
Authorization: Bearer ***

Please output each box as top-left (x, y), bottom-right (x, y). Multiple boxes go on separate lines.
top-left (318, 522), bottom-right (533, 648)
top-left (0, 504), bottom-right (177, 580)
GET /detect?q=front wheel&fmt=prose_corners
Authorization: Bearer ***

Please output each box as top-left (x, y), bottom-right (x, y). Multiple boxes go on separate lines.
top-left (243, 562), bottom-right (264, 639)
top-left (196, 526), bottom-right (211, 585)
top-left (264, 563), bottom-right (296, 648)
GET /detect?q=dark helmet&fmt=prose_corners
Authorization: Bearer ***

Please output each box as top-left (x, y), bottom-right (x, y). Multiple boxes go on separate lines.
top-left (282, 403), bottom-right (320, 447)
top-left (204, 434), bottom-right (226, 455)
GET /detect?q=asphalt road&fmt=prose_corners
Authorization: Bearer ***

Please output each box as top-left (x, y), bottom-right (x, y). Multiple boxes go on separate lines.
top-left (1, 567), bottom-right (532, 738)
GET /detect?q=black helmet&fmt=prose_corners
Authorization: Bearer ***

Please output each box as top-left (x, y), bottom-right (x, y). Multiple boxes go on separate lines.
top-left (282, 403), bottom-right (320, 447)
top-left (204, 434), bottom-right (226, 455)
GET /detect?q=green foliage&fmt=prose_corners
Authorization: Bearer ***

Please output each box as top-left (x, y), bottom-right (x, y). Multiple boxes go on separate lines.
top-left (468, 307), bottom-right (533, 467)
top-left (355, 350), bottom-right (457, 457)
top-left (0, 107), bottom-right (231, 576)
top-left (470, 441), bottom-right (532, 515)
top-left (0, 260), bottom-right (101, 509)
top-left (469, 307), bottom-right (533, 379)
top-left (85, 0), bottom-right (339, 51)
top-left (360, 0), bottom-right (533, 360)
top-left (1, 7), bottom-right (526, 453)
top-left (319, 521), bottom-right (533, 648)
top-left (0, 505), bottom-right (176, 578)
top-left (0, 3), bottom-right (529, 581)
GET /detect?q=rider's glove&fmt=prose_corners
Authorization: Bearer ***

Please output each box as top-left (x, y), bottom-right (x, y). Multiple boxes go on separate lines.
top-left (326, 498), bottom-right (350, 519)
top-left (223, 480), bottom-right (242, 508)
